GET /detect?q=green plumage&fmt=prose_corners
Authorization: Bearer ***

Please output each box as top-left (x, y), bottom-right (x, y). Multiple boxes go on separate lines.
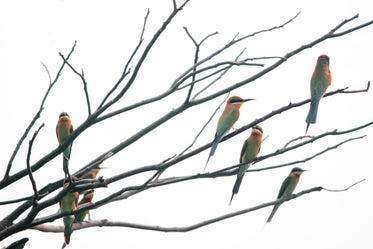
top-left (305, 55), bottom-right (331, 132)
top-left (267, 167), bottom-right (304, 223)
top-left (230, 126), bottom-right (262, 204)
top-left (60, 190), bottom-right (79, 245)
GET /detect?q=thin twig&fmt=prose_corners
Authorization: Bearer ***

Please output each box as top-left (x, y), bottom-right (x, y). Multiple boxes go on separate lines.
top-left (323, 179), bottom-right (366, 192)
top-left (26, 124), bottom-right (44, 205)
top-left (178, 94), bottom-right (229, 155)
top-left (278, 135), bottom-right (314, 152)
top-left (59, 53), bottom-right (92, 116)
top-left (339, 81), bottom-right (370, 93)
top-left (192, 48), bottom-right (247, 99)
top-left (183, 27), bottom-right (218, 102)
top-left (97, 9), bottom-right (150, 110)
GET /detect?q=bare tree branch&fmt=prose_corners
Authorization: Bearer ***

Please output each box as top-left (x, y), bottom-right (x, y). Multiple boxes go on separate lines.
top-left (94, 11), bottom-right (300, 125)
top-left (323, 179), bottom-right (366, 192)
top-left (1, 6), bottom-right (372, 243)
top-left (340, 81), bottom-right (370, 93)
top-left (0, 0), bottom-right (190, 191)
top-left (59, 52), bottom-right (92, 116)
top-left (97, 9), bottom-right (150, 110)
top-left (191, 13), bottom-right (371, 106)
top-left (183, 27), bottom-right (218, 102)
top-left (29, 178), bottom-right (364, 234)
top-left (26, 124), bottom-right (45, 205)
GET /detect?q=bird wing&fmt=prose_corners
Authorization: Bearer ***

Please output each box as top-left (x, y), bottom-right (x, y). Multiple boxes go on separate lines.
top-left (277, 175), bottom-right (291, 199)
top-left (239, 139), bottom-right (249, 163)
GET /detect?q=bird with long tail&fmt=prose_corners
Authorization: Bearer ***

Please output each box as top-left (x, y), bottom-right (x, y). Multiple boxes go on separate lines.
top-left (204, 96), bottom-right (254, 171)
top-left (56, 112), bottom-right (74, 182)
top-left (305, 55), bottom-right (331, 133)
top-left (229, 125), bottom-right (262, 205)
top-left (267, 167), bottom-right (306, 223)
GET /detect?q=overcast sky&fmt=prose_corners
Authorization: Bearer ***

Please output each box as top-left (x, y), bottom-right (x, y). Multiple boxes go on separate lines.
top-left (1, 1), bottom-right (373, 249)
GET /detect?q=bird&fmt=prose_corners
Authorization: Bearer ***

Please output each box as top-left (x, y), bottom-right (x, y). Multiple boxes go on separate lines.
top-left (75, 190), bottom-right (94, 222)
top-left (267, 167), bottom-right (306, 223)
top-left (305, 54), bottom-right (331, 133)
top-left (59, 177), bottom-right (79, 245)
top-left (204, 96), bottom-right (254, 171)
top-left (56, 112), bottom-right (74, 182)
top-left (229, 125), bottom-right (263, 205)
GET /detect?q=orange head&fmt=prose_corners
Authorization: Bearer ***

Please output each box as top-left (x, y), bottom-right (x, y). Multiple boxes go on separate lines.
top-left (251, 125), bottom-right (263, 137)
top-left (58, 112), bottom-right (72, 124)
top-left (314, 54), bottom-right (331, 87)
top-left (317, 54), bottom-right (330, 65)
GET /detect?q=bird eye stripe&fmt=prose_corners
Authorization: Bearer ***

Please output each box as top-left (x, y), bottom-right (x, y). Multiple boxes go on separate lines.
top-left (253, 126), bottom-right (263, 133)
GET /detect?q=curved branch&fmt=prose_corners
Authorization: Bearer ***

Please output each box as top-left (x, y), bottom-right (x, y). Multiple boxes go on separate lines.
top-left (26, 124), bottom-right (45, 205)
top-left (29, 179), bottom-right (364, 234)
top-left (59, 53), bottom-right (92, 116)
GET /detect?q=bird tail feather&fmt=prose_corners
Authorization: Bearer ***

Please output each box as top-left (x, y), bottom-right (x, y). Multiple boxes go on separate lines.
top-left (305, 100), bottom-right (320, 133)
top-left (229, 174), bottom-right (244, 205)
top-left (63, 215), bottom-right (74, 245)
top-left (204, 135), bottom-right (222, 171)
top-left (267, 204), bottom-right (280, 223)
top-left (306, 100), bottom-right (320, 125)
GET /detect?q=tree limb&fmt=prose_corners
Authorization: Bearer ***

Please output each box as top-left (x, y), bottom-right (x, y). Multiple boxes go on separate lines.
top-left (29, 178), bottom-right (364, 234)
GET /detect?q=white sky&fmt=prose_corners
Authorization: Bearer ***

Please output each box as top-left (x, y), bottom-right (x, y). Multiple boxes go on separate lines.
top-left (1, 0), bottom-right (373, 249)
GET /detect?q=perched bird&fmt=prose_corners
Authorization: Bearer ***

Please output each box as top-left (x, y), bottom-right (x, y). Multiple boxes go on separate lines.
top-left (267, 167), bottom-right (306, 223)
top-left (229, 125), bottom-right (263, 204)
top-left (60, 177), bottom-right (79, 245)
top-left (204, 96), bottom-right (254, 171)
top-left (305, 55), bottom-right (331, 133)
top-left (75, 190), bottom-right (94, 222)
top-left (56, 112), bottom-right (74, 181)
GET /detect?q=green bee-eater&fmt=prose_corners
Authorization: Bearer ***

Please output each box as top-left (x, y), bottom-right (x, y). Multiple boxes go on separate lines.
top-left (75, 190), bottom-right (94, 222)
top-left (59, 177), bottom-right (79, 245)
top-left (204, 96), bottom-right (254, 171)
top-left (56, 112), bottom-right (74, 181)
top-left (229, 125), bottom-right (263, 204)
top-left (306, 55), bottom-right (331, 133)
top-left (267, 167), bottom-right (305, 223)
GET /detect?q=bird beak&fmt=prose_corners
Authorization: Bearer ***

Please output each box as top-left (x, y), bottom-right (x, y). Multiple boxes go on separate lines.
top-left (240, 98), bottom-right (255, 103)
top-left (302, 169), bottom-right (308, 172)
